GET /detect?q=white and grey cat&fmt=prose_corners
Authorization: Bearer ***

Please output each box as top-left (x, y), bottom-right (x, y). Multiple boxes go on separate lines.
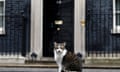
top-left (54, 42), bottom-right (82, 72)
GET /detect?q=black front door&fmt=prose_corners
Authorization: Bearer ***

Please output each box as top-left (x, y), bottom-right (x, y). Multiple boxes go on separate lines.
top-left (43, 0), bottom-right (74, 57)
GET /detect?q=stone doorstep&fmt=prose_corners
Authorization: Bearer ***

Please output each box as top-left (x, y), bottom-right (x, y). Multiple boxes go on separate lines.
top-left (0, 55), bottom-right (25, 64)
top-left (0, 58), bottom-right (120, 68)
top-left (0, 63), bottom-right (58, 68)
top-left (0, 63), bottom-right (120, 69)
top-left (85, 58), bottom-right (120, 64)
top-left (25, 58), bottom-right (120, 69)
top-left (84, 58), bottom-right (120, 69)
top-left (0, 62), bottom-right (119, 69)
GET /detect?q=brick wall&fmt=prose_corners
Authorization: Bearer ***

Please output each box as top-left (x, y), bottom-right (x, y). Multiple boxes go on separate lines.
top-left (86, 0), bottom-right (120, 53)
top-left (0, 0), bottom-right (30, 56)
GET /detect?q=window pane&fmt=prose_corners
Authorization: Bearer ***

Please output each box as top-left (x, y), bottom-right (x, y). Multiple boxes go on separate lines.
top-left (0, 16), bottom-right (3, 27)
top-left (0, 2), bottom-right (3, 14)
top-left (116, 13), bottom-right (120, 25)
top-left (116, 0), bottom-right (120, 11)
top-left (0, 1), bottom-right (5, 34)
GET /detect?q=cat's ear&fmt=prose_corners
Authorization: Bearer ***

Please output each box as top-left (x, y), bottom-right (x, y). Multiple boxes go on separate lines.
top-left (63, 42), bottom-right (66, 46)
top-left (54, 42), bottom-right (57, 45)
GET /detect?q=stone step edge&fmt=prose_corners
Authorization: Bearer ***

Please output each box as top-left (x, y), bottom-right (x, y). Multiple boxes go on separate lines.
top-left (0, 63), bottom-right (119, 69)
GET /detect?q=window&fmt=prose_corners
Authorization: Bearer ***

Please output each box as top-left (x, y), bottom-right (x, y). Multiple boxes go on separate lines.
top-left (0, 0), bottom-right (5, 34)
top-left (112, 0), bottom-right (120, 33)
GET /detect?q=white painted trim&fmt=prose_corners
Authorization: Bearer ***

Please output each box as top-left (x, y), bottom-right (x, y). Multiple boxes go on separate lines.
top-left (0, 27), bottom-right (5, 34)
top-left (74, 0), bottom-right (85, 59)
top-left (3, 0), bottom-right (5, 34)
top-left (112, 0), bottom-right (120, 33)
top-left (112, 0), bottom-right (117, 33)
top-left (0, 0), bottom-right (6, 35)
top-left (39, 0), bottom-right (43, 59)
top-left (30, 0), bottom-right (35, 57)
top-left (0, 0), bottom-right (5, 1)
top-left (30, 0), bottom-right (43, 60)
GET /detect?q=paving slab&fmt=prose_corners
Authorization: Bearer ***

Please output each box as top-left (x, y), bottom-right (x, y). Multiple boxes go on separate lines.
top-left (0, 68), bottom-right (119, 72)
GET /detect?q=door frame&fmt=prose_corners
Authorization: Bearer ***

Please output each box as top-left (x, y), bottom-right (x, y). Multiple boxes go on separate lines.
top-left (74, 0), bottom-right (86, 59)
top-left (30, 0), bottom-right (85, 60)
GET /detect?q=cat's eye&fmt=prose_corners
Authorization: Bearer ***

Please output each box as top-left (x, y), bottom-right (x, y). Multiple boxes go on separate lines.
top-left (54, 47), bottom-right (58, 49)
top-left (61, 46), bottom-right (64, 49)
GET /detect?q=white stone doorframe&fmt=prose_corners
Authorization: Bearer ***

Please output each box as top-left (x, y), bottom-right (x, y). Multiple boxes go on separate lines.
top-left (30, 0), bottom-right (43, 60)
top-left (74, 0), bottom-right (86, 59)
top-left (30, 0), bottom-right (85, 60)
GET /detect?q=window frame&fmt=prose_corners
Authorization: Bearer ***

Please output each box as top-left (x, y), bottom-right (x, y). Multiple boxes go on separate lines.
top-left (112, 0), bottom-right (120, 33)
top-left (0, 0), bottom-right (5, 35)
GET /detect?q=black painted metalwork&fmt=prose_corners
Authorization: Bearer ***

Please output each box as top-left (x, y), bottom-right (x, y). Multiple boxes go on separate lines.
top-left (86, 0), bottom-right (120, 57)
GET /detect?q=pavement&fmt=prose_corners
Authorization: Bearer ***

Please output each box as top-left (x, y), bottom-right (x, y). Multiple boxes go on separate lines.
top-left (0, 68), bottom-right (120, 72)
